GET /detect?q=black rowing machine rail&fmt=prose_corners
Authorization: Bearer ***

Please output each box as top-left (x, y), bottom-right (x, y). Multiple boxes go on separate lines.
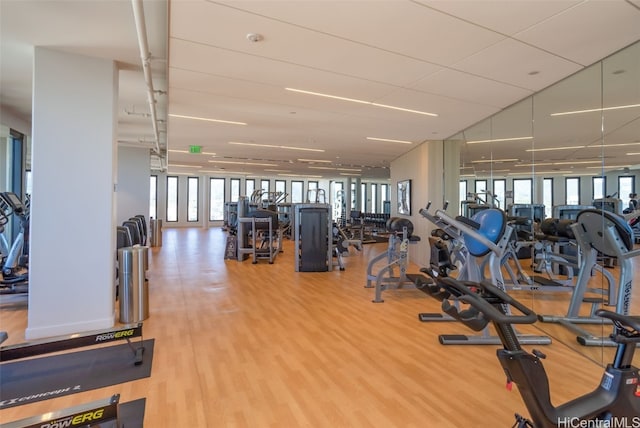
top-left (0, 323), bottom-right (144, 365)
top-left (0, 394), bottom-right (120, 428)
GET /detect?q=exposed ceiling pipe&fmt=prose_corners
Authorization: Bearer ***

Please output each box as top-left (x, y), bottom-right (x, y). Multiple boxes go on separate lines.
top-left (131, 0), bottom-right (161, 155)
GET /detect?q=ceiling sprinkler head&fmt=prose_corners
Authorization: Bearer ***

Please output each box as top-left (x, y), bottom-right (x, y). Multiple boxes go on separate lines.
top-left (246, 33), bottom-right (263, 43)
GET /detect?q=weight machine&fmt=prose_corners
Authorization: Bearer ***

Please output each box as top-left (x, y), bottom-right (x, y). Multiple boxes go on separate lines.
top-left (539, 209), bottom-right (639, 346)
top-left (418, 202), bottom-right (550, 345)
top-left (365, 217), bottom-right (420, 303)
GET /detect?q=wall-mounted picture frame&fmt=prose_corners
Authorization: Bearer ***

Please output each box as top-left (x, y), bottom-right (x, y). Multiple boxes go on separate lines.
top-left (397, 179), bottom-right (411, 215)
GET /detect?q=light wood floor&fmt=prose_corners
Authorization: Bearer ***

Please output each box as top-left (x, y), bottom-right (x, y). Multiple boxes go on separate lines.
top-left (1, 227), bottom-right (639, 427)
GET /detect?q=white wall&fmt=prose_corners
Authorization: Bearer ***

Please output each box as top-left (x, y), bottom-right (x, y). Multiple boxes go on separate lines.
top-left (390, 141), bottom-right (446, 265)
top-left (27, 48), bottom-right (118, 339)
top-left (117, 146), bottom-right (151, 225)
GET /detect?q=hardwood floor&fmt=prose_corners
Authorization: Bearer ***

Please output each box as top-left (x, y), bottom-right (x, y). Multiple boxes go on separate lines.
top-left (1, 226), bottom-right (639, 427)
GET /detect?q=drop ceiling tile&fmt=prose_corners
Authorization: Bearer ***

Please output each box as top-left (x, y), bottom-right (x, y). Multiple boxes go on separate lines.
top-left (171, 1), bottom-right (440, 87)
top-left (409, 68), bottom-right (533, 109)
top-left (451, 38), bottom-right (582, 91)
top-left (515, 0), bottom-right (640, 66)
top-left (417, 0), bottom-right (581, 36)
top-left (216, 0), bottom-right (507, 66)
top-left (169, 41), bottom-right (400, 103)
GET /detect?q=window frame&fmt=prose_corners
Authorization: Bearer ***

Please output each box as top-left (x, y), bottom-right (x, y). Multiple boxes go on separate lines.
top-left (291, 180), bottom-right (304, 204)
top-left (209, 177), bottom-right (225, 221)
top-left (245, 179), bottom-right (255, 200)
top-left (618, 175), bottom-right (635, 208)
top-left (187, 176), bottom-right (199, 222)
top-left (543, 178), bottom-right (553, 219)
top-left (513, 178), bottom-right (533, 205)
top-left (230, 178), bottom-right (241, 203)
top-left (592, 176), bottom-right (606, 201)
top-left (371, 183), bottom-right (378, 213)
top-left (166, 176), bottom-right (179, 222)
top-left (150, 175), bottom-right (157, 220)
top-left (492, 179), bottom-right (506, 210)
top-left (565, 177), bottom-right (581, 205)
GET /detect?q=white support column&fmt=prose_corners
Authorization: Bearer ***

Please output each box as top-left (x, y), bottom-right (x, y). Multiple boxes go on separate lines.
top-left (27, 48), bottom-right (118, 339)
top-left (443, 139), bottom-right (461, 215)
top-left (117, 146), bottom-right (151, 225)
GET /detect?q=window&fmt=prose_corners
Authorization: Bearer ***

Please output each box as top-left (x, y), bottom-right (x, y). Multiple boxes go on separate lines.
top-left (25, 171), bottom-right (32, 195)
top-left (565, 177), bottom-right (580, 205)
top-left (275, 180), bottom-right (286, 200)
top-left (245, 179), bottom-right (255, 199)
top-left (381, 184), bottom-right (390, 214)
top-left (513, 179), bottom-right (532, 204)
top-left (291, 181), bottom-right (304, 203)
top-left (359, 183), bottom-right (366, 212)
top-left (619, 176), bottom-right (635, 208)
top-left (492, 179), bottom-right (505, 210)
top-left (592, 176), bottom-right (606, 201)
top-left (371, 183), bottom-right (378, 213)
top-left (150, 175), bottom-right (157, 219)
top-left (166, 176), bottom-right (178, 222)
top-left (209, 178), bottom-right (225, 221)
top-left (261, 179), bottom-right (270, 201)
top-left (307, 181), bottom-right (319, 202)
top-left (351, 182), bottom-right (357, 210)
top-left (543, 178), bottom-right (553, 219)
top-left (187, 177), bottom-right (199, 222)
top-left (459, 180), bottom-right (467, 215)
top-left (381, 184), bottom-right (389, 203)
top-left (230, 178), bottom-right (241, 202)
top-left (474, 180), bottom-right (487, 195)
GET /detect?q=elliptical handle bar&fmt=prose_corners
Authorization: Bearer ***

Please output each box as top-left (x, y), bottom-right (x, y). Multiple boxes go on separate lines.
top-left (439, 278), bottom-right (538, 325)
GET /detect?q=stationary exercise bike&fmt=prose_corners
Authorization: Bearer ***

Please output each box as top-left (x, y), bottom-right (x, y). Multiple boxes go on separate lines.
top-left (420, 276), bottom-right (640, 427)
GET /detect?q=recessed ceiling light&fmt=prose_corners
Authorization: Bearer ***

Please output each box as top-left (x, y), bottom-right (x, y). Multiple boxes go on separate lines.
top-left (550, 103), bottom-right (640, 116)
top-left (466, 136), bottom-right (533, 144)
top-left (229, 142), bottom-right (324, 152)
top-left (366, 137), bottom-right (413, 144)
top-left (169, 113), bottom-right (247, 126)
top-left (285, 87), bottom-right (438, 117)
top-left (208, 160), bottom-right (277, 167)
top-left (526, 145), bottom-right (585, 152)
top-left (471, 158), bottom-right (519, 163)
top-left (600, 142), bottom-right (640, 148)
top-left (552, 160), bottom-right (602, 165)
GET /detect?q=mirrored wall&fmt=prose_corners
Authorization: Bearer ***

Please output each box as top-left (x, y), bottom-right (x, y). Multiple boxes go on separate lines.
top-left (445, 40), bottom-right (640, 364)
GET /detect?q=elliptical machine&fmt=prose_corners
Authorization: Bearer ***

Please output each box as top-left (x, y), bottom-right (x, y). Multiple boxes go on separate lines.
top-left (0, 192), bottom-right (29, 290)
top-left (420, 276), bottom-right (640, 427)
